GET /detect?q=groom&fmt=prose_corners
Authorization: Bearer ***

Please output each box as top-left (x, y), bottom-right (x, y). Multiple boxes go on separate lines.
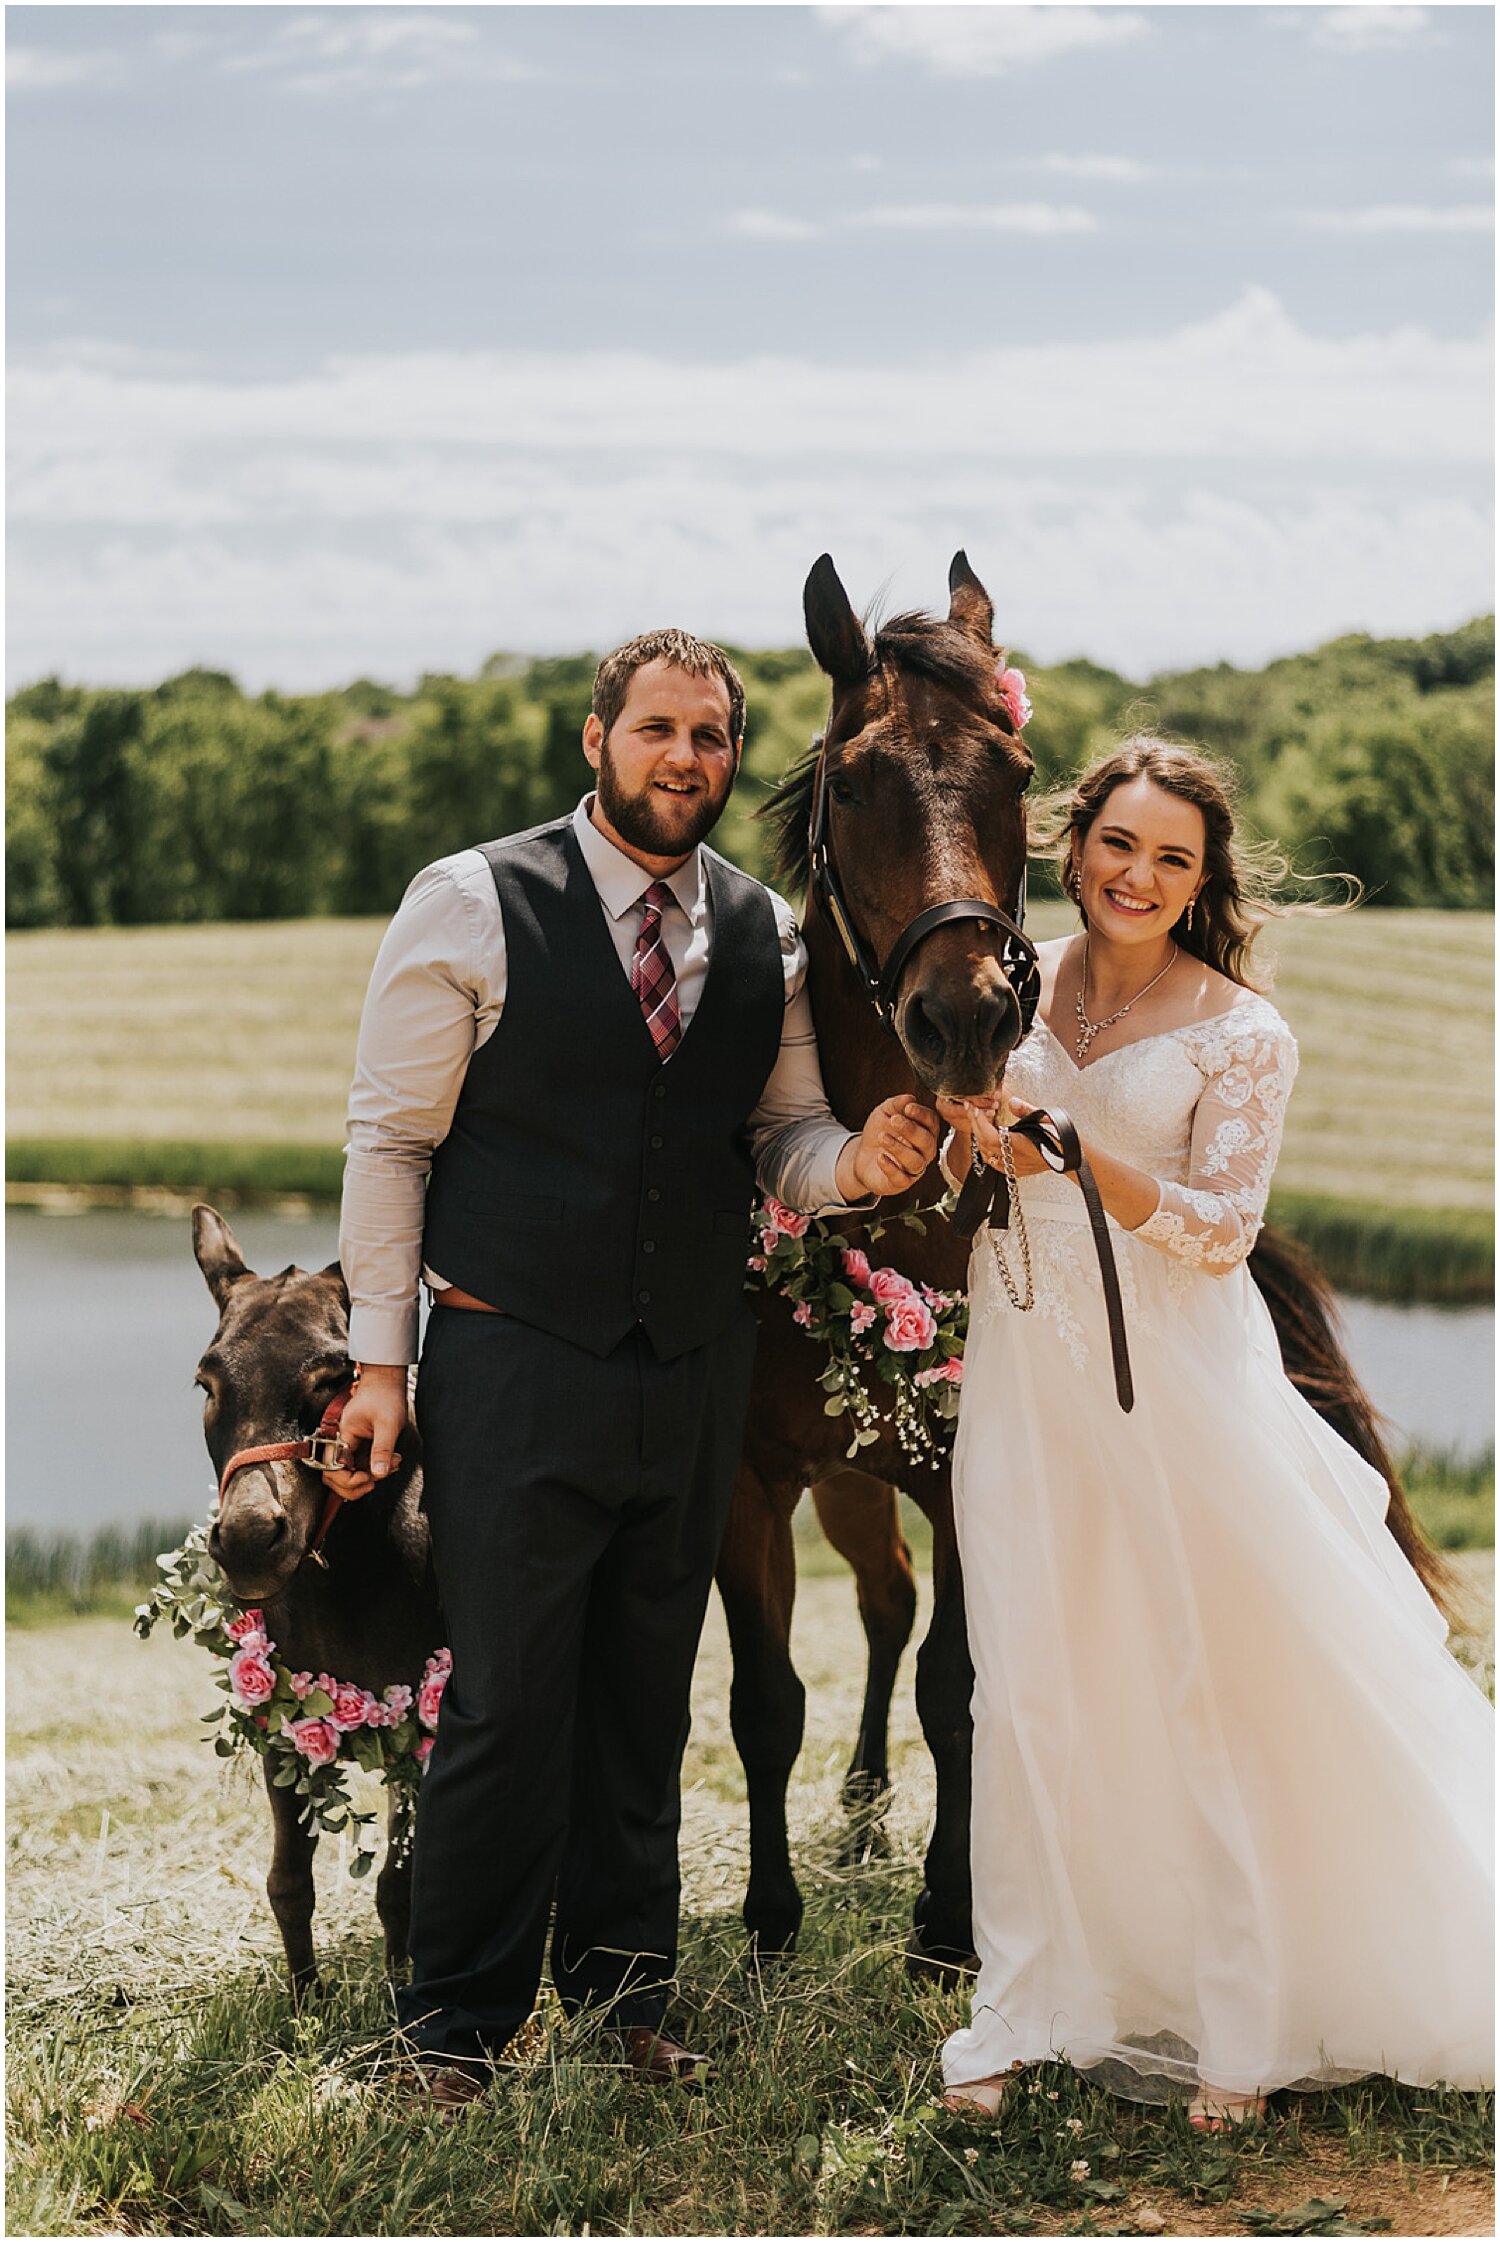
top-left (328, 628), bottom-right (937, 2106)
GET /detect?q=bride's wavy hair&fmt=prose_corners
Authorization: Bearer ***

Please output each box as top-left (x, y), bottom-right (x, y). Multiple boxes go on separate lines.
top-left (1032, 735), bottom-right (1356, 992)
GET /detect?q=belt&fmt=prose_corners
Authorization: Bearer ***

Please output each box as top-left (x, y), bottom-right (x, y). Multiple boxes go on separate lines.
top-left (951, 1105), bottom-right (1135, 1413)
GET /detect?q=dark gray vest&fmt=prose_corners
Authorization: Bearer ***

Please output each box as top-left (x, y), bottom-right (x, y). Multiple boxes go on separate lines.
top-left (422, 819), bottom-right (787, 1361)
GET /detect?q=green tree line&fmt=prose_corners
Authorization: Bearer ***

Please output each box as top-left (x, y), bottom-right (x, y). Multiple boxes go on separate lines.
top-left (7, 618), bottom-right (1493, 928)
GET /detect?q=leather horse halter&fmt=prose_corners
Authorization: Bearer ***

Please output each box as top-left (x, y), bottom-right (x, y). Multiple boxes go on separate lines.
top-left (807, 735), bottom-right (1134, 1413)
top-left (217, 1381), bottom-right (363, 1569)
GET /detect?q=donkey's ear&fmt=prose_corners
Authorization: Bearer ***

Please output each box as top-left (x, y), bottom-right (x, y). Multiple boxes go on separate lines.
top-left (804, 554), bottom-right (873, 685)
top-left (948, 550), bottom-right (995, 647)
top-left (320, 1260), bottom-right (350, 1305)
top-left (192, 1204), bottom-right (251, 1306)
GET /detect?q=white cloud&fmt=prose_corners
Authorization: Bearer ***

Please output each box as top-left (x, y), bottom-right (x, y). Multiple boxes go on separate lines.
top-left (8, 292), bottom-right (1491, 688)
top-left (726, 201), bottom-right (1097, 242)
top-left (726, 209), bottom-right (824, 243)
top-left (1031, 154), bottom-right (1157, 183)
top-left (220, 10), bottom-right (535, 94)
top-left (6, 44), bottom-right (118, 89)
top-left (1308, 7), bottom-right (1434, 51)
top-left (1448, 156), bottom-right (1495, 182)
top-left (1299, 203), bottom-right (1493, 233)
top-left (820, 5), bottom-right (1150, 76)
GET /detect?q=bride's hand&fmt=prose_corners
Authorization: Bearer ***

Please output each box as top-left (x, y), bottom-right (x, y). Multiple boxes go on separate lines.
top-left (970, 1096), bottom-right (1051, 1179)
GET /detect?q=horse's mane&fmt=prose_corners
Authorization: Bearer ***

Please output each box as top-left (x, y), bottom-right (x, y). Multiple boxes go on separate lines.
top-left (762, 610), bottom-right (1000, 894)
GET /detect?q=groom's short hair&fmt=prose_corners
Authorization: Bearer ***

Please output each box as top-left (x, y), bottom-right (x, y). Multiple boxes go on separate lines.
top-left (592, 630), bottom-right (746, 746)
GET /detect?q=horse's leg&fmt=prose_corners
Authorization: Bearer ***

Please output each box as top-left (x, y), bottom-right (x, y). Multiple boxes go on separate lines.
top-left (375, 1793), bottom-right (414, 1979)
top-left (717, 1461), bottom-right (806, 1958)
top-left (263, 1760), bottom-right (319, 2001)
top-left (809, 1470), bottom-right (917, 1860)
top-left (909, 1487), bottom-right (978, 1979)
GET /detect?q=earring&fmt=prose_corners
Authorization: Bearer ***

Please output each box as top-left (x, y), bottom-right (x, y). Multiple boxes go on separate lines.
top-left (1185, 896), bottom-right (1197, 932)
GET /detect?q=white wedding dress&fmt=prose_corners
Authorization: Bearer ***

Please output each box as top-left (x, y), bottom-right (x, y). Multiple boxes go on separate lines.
top-left (941, 994), bottom-right (1494, 2103)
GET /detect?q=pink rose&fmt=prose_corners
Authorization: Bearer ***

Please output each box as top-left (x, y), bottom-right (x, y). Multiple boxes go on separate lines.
top-left (869, 1266), bottom-right (914, 1306)
top-left (841, 1247), bottom-right (872, 1288)
top-left (327, 1680), bottom-right (375, 1732)
top-left (850, 1301), bottom-right (876, 1336)
top-left (415, 1735), bottom-right (435, 1766)
top-left (417, 1652), bottom-right (451, 1732)
top-left (995, 665), bottom-right (1033, 730)
top-left (226, 1609), bottom-right (266, 1645)
top-left (884, 1296), bottom-right (937, 1353)
top-left (228, 1647), bottom-right (276, 1707)
top-left (761, 1228), bottom-right (781, 1253)
top-left (286, 1717), bottom-right (340, 1767)
top-left (762, 1196), bottom-right (810, 1241)
top-left (792, 1301), bottom-right (814, 1328)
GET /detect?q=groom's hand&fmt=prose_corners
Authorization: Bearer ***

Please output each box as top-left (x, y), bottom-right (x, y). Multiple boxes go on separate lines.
top-left (321, 1362), bottom-right (408, 1499)
top-left (838, 1094), bottom-right (941, 1200)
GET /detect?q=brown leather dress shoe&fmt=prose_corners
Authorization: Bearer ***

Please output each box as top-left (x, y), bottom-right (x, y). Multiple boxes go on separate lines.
top-left (409, 2060), bottom-right (490, 2115)
top-left (608, 2027), bottom-right (710, 2085)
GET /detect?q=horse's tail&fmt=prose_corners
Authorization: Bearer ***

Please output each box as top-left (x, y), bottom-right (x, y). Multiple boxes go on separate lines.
top-left (1248, 1225), bottom-right (1460, 1624)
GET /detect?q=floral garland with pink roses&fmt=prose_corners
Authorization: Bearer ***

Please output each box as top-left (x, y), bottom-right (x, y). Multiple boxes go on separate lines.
top-left (135, 1521), bottom-right (450, 1876)
top-left (750, 1197), bottom-right (967, 1468)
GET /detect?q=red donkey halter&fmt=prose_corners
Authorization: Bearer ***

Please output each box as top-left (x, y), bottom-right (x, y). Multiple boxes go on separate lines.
top-left (217, 1382), bottom-right (362, 1569)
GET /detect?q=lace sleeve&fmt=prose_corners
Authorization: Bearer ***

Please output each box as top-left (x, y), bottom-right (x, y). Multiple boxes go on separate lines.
top-left (1132, 1003), bottom-right (1299, 1274)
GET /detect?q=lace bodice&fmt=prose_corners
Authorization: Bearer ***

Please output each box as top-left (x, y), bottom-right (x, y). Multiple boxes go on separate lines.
top-left (1001, 993), bottom-right (1299, 1273)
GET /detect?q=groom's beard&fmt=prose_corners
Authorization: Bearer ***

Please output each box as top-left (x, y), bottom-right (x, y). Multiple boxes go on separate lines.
top-left (596, 743), bottom-right (733, 858)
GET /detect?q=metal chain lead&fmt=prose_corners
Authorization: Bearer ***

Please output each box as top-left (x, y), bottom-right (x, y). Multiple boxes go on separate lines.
top-left (978, 1124), bottom-right (1035, 1313)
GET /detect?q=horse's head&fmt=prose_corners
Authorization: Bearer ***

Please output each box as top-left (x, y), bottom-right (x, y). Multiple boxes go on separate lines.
top-left (795, 550), bottom-right (1035, 1101)
top-left (192, 1205), bottom-right (354, 1602)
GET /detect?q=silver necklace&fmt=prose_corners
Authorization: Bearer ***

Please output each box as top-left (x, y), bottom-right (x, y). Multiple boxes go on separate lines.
top-left (1073, 934), bottom-right (1177, 1063)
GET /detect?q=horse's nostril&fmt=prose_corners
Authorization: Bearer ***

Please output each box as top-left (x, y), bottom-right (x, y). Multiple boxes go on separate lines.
top-left (903, 991), bottom-right (951, 1064)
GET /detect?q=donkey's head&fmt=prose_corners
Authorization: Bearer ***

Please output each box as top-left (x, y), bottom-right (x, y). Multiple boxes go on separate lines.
top-left (791, 551), bottom-right (1035, 1100)
top-left (192, 1205), bottom-right (354, 1602)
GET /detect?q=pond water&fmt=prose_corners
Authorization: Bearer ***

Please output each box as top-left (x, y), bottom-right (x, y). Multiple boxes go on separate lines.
top-left (5, 1206), bottom-right (1494, 1534)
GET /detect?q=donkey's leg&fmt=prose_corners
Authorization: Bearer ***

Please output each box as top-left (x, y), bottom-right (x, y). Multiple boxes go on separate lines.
top-left (717, 1462), bottom-right (806, 1958)
top-left (375, 1795), bottom-right (414, 1979)
top-left (909, 1490), bottom-right (978, 1979)
top-left (810, 1470), bottom-right (918, 1860)
top-left (263, 1760), bottom-right (319, 2001)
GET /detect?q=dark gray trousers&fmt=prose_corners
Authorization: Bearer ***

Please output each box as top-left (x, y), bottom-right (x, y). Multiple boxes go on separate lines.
top-left (395, 1303), bottom-right (758, 2064)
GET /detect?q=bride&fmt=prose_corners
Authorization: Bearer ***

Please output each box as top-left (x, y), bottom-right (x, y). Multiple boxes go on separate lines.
top-left (934, 738), bottom-right (1494, 2129)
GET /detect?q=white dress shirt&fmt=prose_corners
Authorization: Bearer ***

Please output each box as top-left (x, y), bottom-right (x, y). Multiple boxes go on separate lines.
top-left (341, 797), bottom-right (859, 1364)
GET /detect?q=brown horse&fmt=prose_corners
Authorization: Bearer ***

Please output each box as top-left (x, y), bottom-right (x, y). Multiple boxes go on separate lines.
top-left (718, 551), bottom-right (1449, 1976)
top-left (191, 1205), bottom-right (444, 1996)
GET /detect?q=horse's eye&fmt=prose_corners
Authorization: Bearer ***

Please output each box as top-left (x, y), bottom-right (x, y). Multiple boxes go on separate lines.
top-left (829, 777), bottom-right (857, 807)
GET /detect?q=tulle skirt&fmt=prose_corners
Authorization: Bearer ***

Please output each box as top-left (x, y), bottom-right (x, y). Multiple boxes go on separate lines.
top-left (941, 1196), bottom-right (1494, 2103)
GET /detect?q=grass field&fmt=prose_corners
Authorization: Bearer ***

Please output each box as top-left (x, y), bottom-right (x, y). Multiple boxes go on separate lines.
top-left (7, 906), bottom-right (1492, 1208)
top-left (7, 1561), bottom-right (1494, 2239)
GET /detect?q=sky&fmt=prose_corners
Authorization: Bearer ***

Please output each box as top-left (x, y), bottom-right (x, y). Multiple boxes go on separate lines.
top-left (6, 1), bottom-right (1494, 690)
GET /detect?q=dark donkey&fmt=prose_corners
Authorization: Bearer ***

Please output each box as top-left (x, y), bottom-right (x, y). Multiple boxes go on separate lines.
top-left (717, 551), bottom-right (1451, 1976)
top-left (192, 1205), bottom-right (443, 1995)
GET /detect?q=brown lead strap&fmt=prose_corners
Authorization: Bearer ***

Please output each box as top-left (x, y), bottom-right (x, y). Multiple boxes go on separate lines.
top-left (951, 1105), bottom-right (1135, 1413)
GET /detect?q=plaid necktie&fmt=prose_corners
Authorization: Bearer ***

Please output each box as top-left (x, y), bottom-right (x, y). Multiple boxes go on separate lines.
top-left (631, 880), bottom-right (683, 1062)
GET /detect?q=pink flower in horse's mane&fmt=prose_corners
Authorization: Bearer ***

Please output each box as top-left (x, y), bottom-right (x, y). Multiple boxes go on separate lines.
top-left (286, 1716), bottom-right (340, 1767)
top-left (995, 665), bottom-right (1032, 731)
top-left (327, 1680), bottom-right (377, 1732)
top-left (289, 1672), bottom-right (315, 1698)
top-left (226, 1608), bottom-right (267, 1646)
top-left (841, 1247), bottom-right (872, 1288)
top-left (884, 1295), bottom-right (938, 1354)
top-left (869, 1266), bottom-right (915, 1306)
top-left (415, 1735), bottom-right (435, 1766)
top-left (762, 1196), bottom-right (810, 1240)
top-left (228, 1646), bottom-right (276, 1707)
top-left (792, 1301), bottom-right (814, 1328)
top-left (850, 1301), bottom-right (877, 1336)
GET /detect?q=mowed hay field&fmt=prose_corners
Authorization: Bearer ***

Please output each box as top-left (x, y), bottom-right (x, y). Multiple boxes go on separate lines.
top-left (6, 906), bottom-right (1494, 1209)
top-left (8, 1563), bottom-right (1495, 2239)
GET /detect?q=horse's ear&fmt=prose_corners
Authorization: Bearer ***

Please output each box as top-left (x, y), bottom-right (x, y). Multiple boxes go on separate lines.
top-left (804, 554), bottom-right (873, 685)
top-left (192, 1204), bottom-right (251, 1307)
top-left (948, 550), bottom-right (995, 648)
